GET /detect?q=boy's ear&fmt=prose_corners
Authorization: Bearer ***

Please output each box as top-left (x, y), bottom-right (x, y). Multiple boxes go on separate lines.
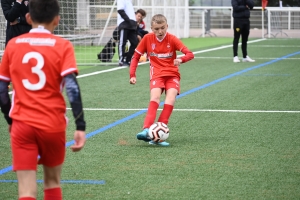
top-left (53, 15), bottom-right (60, 27)
top-left (25, 13), bottom-right (32, 25)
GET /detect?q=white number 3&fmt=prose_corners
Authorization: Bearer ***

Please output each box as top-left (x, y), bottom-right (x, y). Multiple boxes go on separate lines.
top-left (22, 52), bottom-right (46, 91)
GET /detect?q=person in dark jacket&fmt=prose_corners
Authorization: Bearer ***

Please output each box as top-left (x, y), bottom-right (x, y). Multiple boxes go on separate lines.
top-left (97, 8), bottom-right (146, 63)
top-left (117, 0), bottom-right (138, 66)
top-left (115, 9), bottom-right (147, 43)
top-left (1, 0), bottom-right (31, 47)
top-left (232, 0), bottom-right (255, 63)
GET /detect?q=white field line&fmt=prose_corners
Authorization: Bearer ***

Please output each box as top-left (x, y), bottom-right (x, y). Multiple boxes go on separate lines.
top-left (76, 39), bottom-right (265, 78)
top-left (249, 45), bottom-right (300, 48)
top-left (8, 38), bottom-right (266, 95)
top-left (66, 108), bottom-right (300, 113)
top-left (194, 56), bottom-right (300, 60)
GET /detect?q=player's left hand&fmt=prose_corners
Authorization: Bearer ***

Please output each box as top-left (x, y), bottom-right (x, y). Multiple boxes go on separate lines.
top-left (174, 59), bottom-right (182, 66)
top-left (71, 130), bottom-right (86, 152)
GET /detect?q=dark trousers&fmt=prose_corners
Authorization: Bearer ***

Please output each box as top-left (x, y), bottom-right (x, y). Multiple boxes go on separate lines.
top-left (233, 18), bottom-right (250, 58)
top-left (118, 29), bottom-right (138, 63)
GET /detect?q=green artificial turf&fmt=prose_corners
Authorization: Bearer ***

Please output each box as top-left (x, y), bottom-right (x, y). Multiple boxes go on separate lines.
top-left (0, 38), bottom-right (299, 200)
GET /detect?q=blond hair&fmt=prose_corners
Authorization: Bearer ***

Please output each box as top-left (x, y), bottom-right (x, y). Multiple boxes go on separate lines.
top-left (151, 14), bottom-right (167, 25)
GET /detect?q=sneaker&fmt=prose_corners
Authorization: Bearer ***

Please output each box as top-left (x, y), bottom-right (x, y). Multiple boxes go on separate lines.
top-left (242, 56), bottom-right (255, 62)
top-left (149, 140), bottom-right (170, 147)
top-left (136, 128), bottom-right (151, 142)
top-left (233, 56), bottom-right (240, 63)
top-left (123, 62), bottom-right (130, 67)
top-left (119, 62), bottom-right (130, 67)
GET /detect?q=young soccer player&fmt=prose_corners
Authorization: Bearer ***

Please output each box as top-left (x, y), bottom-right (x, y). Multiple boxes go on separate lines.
top-left (129, 14), bottom-right (194, 146)
top-left (0, 0), bottom-right (86, 199)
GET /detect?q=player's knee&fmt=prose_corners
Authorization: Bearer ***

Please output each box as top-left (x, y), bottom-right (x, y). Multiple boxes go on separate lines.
top-left (150, 96), bottom-right (160, 104)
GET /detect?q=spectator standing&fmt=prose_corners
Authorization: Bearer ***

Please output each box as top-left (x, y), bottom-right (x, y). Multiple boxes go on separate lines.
top-left (232, 0), bottom-right (255, 63)
top-left (129, 14), bottom-right (194, 146)
top-left (117, 0), bottom-right (138, 66)
top-left (1, 0), bottom-right (31, 46)
top-left (0, 0), bottom-right (86, 199)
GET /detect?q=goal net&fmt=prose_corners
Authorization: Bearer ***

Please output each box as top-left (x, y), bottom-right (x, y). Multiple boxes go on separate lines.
top-left (0, 0), bottom-right (189, 66)
top-left (57, 0), bottom-right (118, 65)
top-left (2, 2), bottom-right (298, 66)
top-left (59, 0), bottom-right (190, 66)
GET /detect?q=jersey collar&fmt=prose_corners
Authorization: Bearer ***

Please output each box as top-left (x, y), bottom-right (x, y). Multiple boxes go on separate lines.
top-left (156, 33), bottom-right (167, 42)
top-left (29, 25), bottom-right (51, 34)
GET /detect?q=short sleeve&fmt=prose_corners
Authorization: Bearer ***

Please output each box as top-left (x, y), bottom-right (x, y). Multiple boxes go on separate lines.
top-left (0, 49), bottom-right (11, 81)
top-left (117, 0), bottom-right (125, 10)
top-left (173, 36), bottom-right (186, 52)
top-left (135, 34), bottom-right (148, 55)
top-left (61, 41), bottom-right (78, 77)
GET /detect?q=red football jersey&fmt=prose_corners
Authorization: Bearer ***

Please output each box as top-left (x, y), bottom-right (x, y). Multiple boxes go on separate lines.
top-left (0, 28), bottom-right (78, 132)
top-left (138, 21), bottom-right (146, 30)
top-left (135, 32), bottom-right (186, 80)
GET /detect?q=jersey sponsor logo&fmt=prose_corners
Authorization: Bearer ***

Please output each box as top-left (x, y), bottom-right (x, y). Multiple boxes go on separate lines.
top-left (236, 28), bottom-right (240, 32)
top-left (167, 43), bottom-right (170, 48)
top-left (150, 52), bottom-right (173, 59)
top-left (16, 38), bottom-right (56, 46)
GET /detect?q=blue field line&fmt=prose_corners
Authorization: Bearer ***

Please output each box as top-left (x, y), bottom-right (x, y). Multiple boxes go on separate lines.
top-left (1, 50), bottom-right (299, 176)
top-left (177, 51), bottom-right (300, 99)
top-left (241, 74), bottom-right (291, 76)
top-left (66, 109), bottom-right (148, 146)
top-left (0, 179), bottom-right (105, 184)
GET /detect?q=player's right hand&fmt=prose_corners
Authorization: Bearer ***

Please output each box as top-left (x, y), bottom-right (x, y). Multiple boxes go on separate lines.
top-left (10, 20), bottom-right (18, 25)
top-left (174, 59), bottom-right (182, 66)
top-left (71, 130), bottom-right (86, 152)
top-left (130, 77), bottom-right (136, 84)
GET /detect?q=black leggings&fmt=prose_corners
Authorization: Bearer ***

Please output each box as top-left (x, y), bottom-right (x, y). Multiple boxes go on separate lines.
top-left (233, 18), bottom-right (250, 58)
top-left (118, 29), bottom-right (138, 63)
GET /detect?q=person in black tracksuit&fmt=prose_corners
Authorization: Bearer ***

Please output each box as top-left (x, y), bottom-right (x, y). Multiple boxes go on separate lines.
top-left (117, 0), bottom-right (138, 66)
top-left (97, 9), bottom-right (146, 63)
top-left (1, 0), bottom-right (31, 47)
top-left (231, 0), bottom-right (255, 63)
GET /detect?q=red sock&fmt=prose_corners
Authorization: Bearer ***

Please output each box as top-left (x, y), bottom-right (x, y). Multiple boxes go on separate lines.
top-left (157, 104), bottom-right (174, 125)
top-left (143, 101), bottom-right (159, 128)
top-left (19, 198), bottom-right (36, 200)
top-left (44, 187), bottom-right (62, 200)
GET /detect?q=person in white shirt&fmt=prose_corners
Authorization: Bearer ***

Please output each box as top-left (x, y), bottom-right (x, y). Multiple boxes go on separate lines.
top-left (117, 0), bottom-right (138, 66)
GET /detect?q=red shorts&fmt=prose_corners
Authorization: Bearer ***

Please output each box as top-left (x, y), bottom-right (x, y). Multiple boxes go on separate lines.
top-left (150, 76), bottom-right (180, 94)
top-left (11, 120), bottom-right (66, 171)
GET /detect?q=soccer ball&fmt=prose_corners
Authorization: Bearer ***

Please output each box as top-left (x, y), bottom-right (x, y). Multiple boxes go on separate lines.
top-left (148, 122), bottom-right (169, 142)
